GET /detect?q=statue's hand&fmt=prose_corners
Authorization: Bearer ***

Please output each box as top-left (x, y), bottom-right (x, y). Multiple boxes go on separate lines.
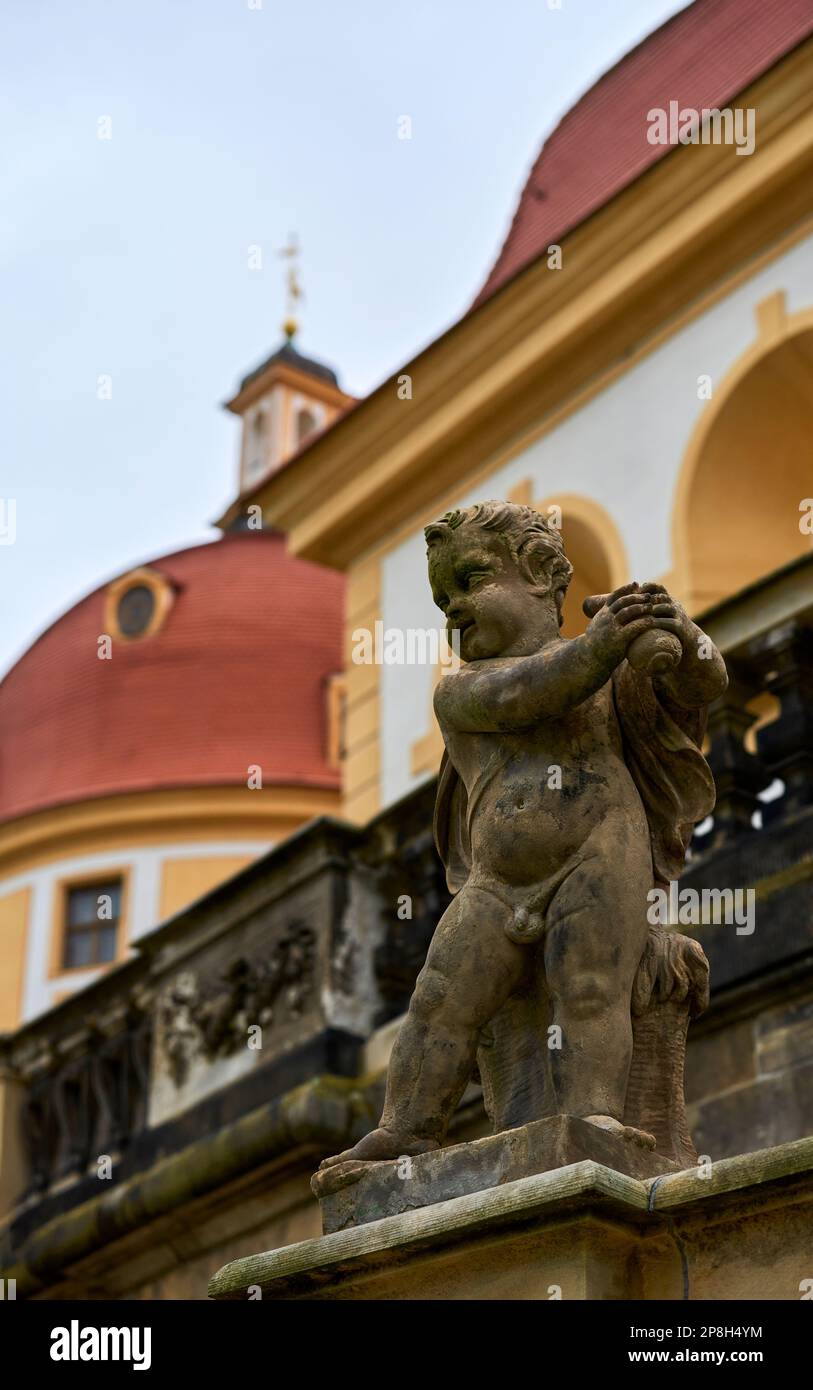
top-left (638, 582), bottom-right (692, 641)
top-left (583, 582), bottom-right (670, 663)
top-left (637, 582), bottom-right (728, 703)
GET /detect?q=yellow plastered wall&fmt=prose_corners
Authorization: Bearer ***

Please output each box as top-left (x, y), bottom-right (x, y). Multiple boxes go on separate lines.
top-left (159, 856), bottom-right (257, 921)
top-left (342, 555), bottom-right (381, 823)
top-left (0, 887), bottom-right (30, 1031)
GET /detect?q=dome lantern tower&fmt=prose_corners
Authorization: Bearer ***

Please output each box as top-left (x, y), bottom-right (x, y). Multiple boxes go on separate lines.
top-left (224, 237), bottom-right (355, 496)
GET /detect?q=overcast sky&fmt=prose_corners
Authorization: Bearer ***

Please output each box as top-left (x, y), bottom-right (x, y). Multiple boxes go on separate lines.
top-left (1, 0), bottom-right (690, 677)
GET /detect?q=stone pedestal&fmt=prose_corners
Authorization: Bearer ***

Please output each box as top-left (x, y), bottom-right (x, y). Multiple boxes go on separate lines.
top-left (317, 1115), bottom-right (677, 1234)
top-left (208, 1136), bottom-right (813, 1301)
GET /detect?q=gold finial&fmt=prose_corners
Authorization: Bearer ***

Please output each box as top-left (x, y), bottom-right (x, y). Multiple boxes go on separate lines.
top-left (277, 233), bottom-right (303, 341)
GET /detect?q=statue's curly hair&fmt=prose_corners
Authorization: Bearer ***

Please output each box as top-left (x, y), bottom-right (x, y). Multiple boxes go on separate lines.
top-left (424, 500), bottom-right (573, 626)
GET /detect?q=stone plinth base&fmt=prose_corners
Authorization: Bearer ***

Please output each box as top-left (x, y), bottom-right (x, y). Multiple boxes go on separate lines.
top-left (208, 1137), bottom-right (813, 1300)
top-left (317, 1115), bottom-right (677, 1234)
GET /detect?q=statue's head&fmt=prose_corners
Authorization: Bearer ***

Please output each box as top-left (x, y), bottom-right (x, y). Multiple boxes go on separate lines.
top-left (425, 500), bottom-right (573, 660)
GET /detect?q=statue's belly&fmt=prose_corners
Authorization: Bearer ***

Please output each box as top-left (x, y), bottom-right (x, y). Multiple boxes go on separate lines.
top-left (469, 763), bottom-right (645, 886)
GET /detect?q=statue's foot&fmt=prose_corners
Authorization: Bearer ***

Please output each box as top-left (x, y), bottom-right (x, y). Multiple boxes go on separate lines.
top-left (311, 1128), bottom-right (439, 1199)
top-left (318, 1127), bottom-right (438, 1171)
top-left (582, 1114), bottom-right (657, 1150)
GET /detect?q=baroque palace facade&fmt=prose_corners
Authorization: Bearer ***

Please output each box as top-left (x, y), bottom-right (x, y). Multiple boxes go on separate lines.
top-left (2, 0), bottom-right (813, 1298)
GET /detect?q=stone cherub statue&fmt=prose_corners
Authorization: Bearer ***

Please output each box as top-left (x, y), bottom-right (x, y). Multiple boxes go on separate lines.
top-left (316, 501), bottom-right (727, 1192)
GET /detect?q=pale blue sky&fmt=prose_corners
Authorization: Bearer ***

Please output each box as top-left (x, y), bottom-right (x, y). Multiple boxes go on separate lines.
top-left (0, 0), bottom-right (689, 677)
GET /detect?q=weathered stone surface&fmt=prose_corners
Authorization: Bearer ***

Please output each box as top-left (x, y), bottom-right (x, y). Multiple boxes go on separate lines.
top-left (209, 1136), bottom-right (813, 1301)
top-left (685, 1014), bottom-right (757, 1100)
top-left (756, 994), bottom-right (813, 1074)
top-left (318, 1114), bottom-right (677, 1233)
top-left (690, 1057), bottom-right (813, 1163)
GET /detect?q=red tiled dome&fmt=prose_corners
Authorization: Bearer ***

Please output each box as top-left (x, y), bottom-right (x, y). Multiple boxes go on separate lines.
top-left (0, 533), bottom-right (344, 823)
top-left (474, 0), bottom-right (813, 309)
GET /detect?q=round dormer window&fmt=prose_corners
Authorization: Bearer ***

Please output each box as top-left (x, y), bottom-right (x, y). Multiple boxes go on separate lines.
top-left (116, 584), bottom-right (156, 638)
top-left (105, 566), bottom-right (173, 643)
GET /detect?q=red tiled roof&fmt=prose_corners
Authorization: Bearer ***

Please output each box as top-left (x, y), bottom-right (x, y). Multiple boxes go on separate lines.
top-left (0, 534), bottom-right (344, 823)
top-left (474, 0), bottom-right (813, 308)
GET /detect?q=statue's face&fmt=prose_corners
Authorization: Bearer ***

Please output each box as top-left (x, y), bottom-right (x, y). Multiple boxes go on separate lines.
top-left (429, 529), bottom-right (551, 660)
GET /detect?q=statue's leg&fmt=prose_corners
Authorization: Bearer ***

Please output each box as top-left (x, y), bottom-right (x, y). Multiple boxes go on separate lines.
top-left (318, 885), bottom-right (526, 1169)
top-left (478, 962), bottom-right (552, 1132)
top-left (543, 838), bottom-right (653, 1141)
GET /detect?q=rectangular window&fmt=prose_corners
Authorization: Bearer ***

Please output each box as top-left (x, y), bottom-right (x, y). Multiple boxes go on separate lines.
top-left (62, 879), bottom-right (122, 970)
top-left (326, 673), bottom-right (347, 770)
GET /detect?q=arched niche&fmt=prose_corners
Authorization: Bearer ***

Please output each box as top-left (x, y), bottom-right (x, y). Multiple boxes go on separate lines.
top-left (533, 492), bottom-right (629, 638)
top-left (673, 297), bottom-right (813, 612)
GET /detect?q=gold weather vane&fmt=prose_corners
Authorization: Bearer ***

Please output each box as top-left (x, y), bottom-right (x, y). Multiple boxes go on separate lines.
top-left (277, 233), bottom-right (303, 341)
